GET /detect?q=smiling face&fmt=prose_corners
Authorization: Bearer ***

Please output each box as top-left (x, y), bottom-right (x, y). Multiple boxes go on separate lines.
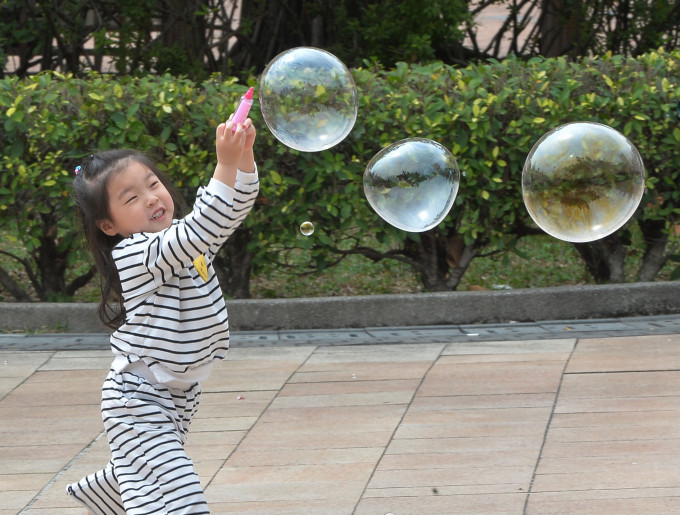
top-left (97, 160), bottom-right (175, 238)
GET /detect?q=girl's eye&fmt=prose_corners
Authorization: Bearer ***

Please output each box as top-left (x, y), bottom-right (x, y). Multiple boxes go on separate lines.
top-left (125, 196), bottom-right (137, 204)
top-left (150, 181), bottom-right (159, 188)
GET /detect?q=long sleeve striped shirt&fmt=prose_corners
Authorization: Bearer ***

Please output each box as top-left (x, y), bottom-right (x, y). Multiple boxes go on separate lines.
top-left (109, 170), bottom-right (259, 385)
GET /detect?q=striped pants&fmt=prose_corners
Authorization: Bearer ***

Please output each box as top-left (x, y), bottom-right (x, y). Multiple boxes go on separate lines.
top-left (67, 368), bottom-right (209, 514)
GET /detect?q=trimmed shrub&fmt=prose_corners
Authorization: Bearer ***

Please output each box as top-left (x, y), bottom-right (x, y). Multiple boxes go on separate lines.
top-left (1, 50), bottom-right (679, 300)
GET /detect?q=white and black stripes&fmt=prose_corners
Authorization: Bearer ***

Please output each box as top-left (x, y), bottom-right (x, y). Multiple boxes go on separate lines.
top-left (68, 370), bottom-right (207, 514)
top-left (67, 462), bottom-right (125, 515)
top-left (110, 175), bottom-right (258, 376)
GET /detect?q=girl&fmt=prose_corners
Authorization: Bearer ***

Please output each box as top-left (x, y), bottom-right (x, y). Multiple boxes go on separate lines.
top-left (67, 117), bottom-right (259, 514)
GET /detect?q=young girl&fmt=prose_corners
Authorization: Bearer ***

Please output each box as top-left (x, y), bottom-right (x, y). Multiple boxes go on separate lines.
top-left (67, 117), bottom-right (259, 514)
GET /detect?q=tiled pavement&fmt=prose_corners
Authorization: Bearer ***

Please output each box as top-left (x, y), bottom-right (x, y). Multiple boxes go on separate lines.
top-left (2, 315), bottom-right (680, 514)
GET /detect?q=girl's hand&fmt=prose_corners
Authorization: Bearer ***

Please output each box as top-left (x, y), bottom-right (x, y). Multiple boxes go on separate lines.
top-left (217, 116), bottom-right (246, 165)
top-left (214, 119), bottom-right (246, 187)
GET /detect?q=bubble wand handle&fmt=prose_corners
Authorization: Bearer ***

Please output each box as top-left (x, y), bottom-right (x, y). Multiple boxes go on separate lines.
top-left (231, 87), bottom-right (254, 132)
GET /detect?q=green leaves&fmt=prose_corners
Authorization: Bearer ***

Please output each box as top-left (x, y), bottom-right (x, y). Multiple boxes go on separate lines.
top-left (1, 50), bottom-right (680, 300)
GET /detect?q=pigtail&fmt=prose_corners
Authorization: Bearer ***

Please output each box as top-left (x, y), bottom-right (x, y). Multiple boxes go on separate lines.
top-left (73, 151), bottom-right (127, 329)
top-left (94, 241), bottom-right (125, 329)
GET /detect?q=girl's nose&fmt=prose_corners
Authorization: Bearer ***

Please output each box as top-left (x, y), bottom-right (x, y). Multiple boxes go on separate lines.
top-left (146, 195), bottom-right (159, 207)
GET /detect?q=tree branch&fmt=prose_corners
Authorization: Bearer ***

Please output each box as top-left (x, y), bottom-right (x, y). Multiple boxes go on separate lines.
top-left (0, 249), bottom-right (44, 299)
top-left (0, 266), bottom-right (33, 302)
top-left (333, 245), bottom-right (419, 269)
top-left (66, 266), bottom-right (96, 297)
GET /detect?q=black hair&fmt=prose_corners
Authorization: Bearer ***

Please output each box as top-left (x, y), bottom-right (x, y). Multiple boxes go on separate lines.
top-left (72, 150), bottom-right (185, 329)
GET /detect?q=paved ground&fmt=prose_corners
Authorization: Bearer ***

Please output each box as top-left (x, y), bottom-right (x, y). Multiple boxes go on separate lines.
top-left (3, 315), bottom-right (680, 514)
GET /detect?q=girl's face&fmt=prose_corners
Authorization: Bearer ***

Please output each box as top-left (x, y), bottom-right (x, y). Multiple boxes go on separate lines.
top-left (98, 161), bottom-right (175, 238)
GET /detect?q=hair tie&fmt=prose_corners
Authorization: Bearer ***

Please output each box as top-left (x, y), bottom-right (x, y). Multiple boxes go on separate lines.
top-left (75, 165), bottom-right (81, 175)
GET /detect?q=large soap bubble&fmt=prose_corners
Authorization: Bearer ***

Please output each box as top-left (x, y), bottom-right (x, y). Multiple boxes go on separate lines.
top-left (522, 122), bottom-right (645, 243)
top-left (259, 47), bottom-right (358, 152)
top-left (363, 138), bottom-right (460, 232)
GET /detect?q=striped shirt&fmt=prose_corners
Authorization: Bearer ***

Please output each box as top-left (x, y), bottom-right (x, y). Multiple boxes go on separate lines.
top-left (109, 170), bottom-right (259, 383)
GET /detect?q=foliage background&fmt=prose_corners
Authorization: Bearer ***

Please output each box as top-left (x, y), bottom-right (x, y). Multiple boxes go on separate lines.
top-left (1, 50), bottom-right (679, 302)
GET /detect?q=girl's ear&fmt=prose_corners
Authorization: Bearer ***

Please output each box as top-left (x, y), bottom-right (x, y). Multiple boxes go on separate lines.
top-left (97, 219), bottom-right (117, 236)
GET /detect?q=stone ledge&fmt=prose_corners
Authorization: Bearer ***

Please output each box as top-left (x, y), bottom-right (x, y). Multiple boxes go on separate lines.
top-left (1, 281), bottom-right (679, 333)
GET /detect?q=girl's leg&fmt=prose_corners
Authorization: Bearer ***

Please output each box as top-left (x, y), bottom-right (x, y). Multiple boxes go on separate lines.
top-left (102, 371), bottom-right (208, 515)
top-left (66, 461), bottom-right (124, 515)
top-left (67, 371), bottom-right (126, 515)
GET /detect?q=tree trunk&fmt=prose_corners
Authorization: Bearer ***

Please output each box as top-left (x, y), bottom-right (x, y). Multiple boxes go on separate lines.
top-left (637, 218), bottom-right (671, 282)
top-left (36, 227), bottom-right (68, 300)
top-left (539, 0), bottom-right (581, 56)
top-left (445, 243), bottom-right (477, 290)
top-left (403, 231), bottom-right (449, 291)
top-left (158, 0), bottom-right (208, 74)
top-left (404, 231), bottom-right (477, 291)
top-left (213, 228), bottom-right (254, 299)
top-left (574, 234), bottom-right (627, 283)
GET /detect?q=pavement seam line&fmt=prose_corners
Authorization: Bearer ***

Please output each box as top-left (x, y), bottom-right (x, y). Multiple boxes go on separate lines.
top-left (351, 343), bottom-right (448, 514)
top-left (523, 337), bottom-right (579, 513)
top-left (202, 345), bottom-right (319, 492)
top-left (0, 351), bottom-right (54, 403)
top-left (19, 430), bottom-right (107, 514)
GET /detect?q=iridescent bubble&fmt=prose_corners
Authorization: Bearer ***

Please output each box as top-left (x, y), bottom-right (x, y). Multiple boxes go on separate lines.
top-left (300, 221), bottom-right (315, 236)
top-left (363, 138), bottom-right (460, 232)
top-left (522, 122), bottom-right (645, 243)
top-left (259, 47), bottom-right (358, 152)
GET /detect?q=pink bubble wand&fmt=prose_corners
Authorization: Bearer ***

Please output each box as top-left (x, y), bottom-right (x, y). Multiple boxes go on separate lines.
top-left (230, 87), bottom-right (254, 132)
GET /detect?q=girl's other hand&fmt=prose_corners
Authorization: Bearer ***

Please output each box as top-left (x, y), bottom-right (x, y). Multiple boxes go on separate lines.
top-left (241, 118), bottom-right (256, 150)
top-left (237, 118), bottom-right (256, 174)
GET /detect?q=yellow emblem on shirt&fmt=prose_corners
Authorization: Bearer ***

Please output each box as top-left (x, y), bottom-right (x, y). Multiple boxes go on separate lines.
top-left (193, 254), bottom-right (208, 282)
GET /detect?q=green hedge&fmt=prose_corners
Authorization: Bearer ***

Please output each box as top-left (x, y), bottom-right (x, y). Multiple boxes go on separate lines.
top-left (1, 50), bottom-right (679, 300)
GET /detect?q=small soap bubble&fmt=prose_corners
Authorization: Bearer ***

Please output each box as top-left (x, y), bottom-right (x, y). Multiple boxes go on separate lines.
top-left (259, 47), bottom-right (358, 152)
top-left (363, 138), bottom-right (460, 232)
top-left (522, 121), bottom-right (645, 243)
top-left (300, 221), bottom-right (315, 236)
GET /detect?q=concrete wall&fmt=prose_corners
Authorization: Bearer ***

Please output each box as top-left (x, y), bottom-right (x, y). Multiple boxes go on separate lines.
top-left (1, 282), bottom-right (679, 333)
